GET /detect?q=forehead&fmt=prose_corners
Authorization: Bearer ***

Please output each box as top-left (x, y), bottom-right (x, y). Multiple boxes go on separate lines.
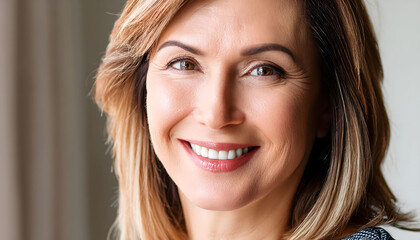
top-left (155, 0), bottom-right (312, 60)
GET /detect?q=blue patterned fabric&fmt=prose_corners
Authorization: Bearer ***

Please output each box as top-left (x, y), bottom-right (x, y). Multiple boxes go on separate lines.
top-left (341, 227), bottom-right (395, 240)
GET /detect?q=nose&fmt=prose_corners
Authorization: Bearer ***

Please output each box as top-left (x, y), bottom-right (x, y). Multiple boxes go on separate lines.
top-left (193, 70), bottom-right (245, 130)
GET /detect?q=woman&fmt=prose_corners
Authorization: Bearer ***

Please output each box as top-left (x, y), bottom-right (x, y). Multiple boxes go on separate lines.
top-left (94, 0), bottom-right (417, 239)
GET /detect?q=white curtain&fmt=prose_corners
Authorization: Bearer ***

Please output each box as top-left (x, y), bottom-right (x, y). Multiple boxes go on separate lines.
top-left (1, 0), bottom-right (89, 239)
top-left (0, 0), bottom-right (19, 240)
top-left (0, 0), bottom-right (120, 238)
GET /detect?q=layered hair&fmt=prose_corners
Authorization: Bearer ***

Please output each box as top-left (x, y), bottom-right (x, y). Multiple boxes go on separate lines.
top-left (94, 0), bottom-right (415, 239)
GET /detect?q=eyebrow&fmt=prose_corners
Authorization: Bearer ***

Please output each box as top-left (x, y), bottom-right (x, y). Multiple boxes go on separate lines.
top-left (241, 43), bottom-right (296, 62)
top-left (157, 40), bottom-right (295, 62)
top-left (157, 40), bottom-right (204, 55)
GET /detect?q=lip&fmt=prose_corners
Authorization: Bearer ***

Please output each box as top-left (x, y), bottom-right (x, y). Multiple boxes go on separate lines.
top-left (179, 139), bottom-right (259, 172)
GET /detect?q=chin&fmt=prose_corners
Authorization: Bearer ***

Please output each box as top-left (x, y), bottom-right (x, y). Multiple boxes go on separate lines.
top-left (179, 181), bottom-right (257, 211)
top-left (189, 195), bottom-right (251, 211)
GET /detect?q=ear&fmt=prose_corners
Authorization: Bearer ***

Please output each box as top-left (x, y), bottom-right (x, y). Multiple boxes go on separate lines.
top-left (316, 92), bottom-right (331, 138)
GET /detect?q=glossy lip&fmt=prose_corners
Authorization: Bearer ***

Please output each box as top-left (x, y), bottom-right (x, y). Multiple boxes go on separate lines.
top-left (179, 139), bottom-right (259, 172)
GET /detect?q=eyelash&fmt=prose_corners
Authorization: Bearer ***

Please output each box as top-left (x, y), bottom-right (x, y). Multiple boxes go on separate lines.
top-left (247, 63), bottom-right (287, 79)
top-left (166, 57), bottom-right (287, 79)
top-left (166, 57), bottom-right (200, 71)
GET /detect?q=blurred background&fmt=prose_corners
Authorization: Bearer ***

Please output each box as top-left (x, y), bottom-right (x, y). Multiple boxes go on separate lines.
top-left (0, 0), bottom-right (418, 240)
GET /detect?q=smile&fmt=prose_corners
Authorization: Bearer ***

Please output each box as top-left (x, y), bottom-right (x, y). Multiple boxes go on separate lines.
top-left (179, 139), bottom-right (259, 172)
top-left (190, 143), bottom-right (253, 160)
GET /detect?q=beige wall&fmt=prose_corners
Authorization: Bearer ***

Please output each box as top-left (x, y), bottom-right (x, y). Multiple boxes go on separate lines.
top-left (366, 0), bottom-right (420, 239)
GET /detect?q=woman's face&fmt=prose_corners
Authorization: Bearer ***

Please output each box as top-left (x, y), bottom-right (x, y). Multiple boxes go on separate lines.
top-left (146, 0), bottom-right (329, 210)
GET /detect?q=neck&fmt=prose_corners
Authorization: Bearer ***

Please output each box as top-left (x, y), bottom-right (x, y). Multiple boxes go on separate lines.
top-left (180, 182), bottom-right (297, 240)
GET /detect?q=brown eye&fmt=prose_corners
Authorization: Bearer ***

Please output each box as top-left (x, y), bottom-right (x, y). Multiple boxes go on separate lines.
top-left (171, 59), bottom-right (196, 70)
top-left (250, 66), bottom-right (274, 76)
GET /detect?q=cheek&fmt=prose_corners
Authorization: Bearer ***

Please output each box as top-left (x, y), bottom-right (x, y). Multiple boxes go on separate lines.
top-left (251, 87), bottom-right (316, 143)
top-left (146, 72), bottom-right (193, 154)
top-left (248, 87), bottom-right (318, 179)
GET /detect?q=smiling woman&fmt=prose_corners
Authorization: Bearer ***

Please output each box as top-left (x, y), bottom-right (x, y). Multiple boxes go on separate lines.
top-left (94, 0), bottom-right (418, 239)
top-left (146, 1), bottom-right (325, 236)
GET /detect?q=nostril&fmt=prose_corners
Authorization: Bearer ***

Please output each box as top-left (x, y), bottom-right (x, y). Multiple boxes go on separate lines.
top-left (193, 106), bottom-right (246, 130)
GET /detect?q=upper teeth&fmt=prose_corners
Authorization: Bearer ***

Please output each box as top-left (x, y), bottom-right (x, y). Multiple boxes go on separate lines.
top-left (190, 143), bottom-right (249, 160)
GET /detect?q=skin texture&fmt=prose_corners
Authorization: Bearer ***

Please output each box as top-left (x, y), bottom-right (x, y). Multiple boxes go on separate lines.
top-left (146, 0), bottom-right (330, 239)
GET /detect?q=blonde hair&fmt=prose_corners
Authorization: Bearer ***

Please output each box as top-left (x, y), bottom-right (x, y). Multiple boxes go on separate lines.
top-left (94, 0), bottom-right (415, 239)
